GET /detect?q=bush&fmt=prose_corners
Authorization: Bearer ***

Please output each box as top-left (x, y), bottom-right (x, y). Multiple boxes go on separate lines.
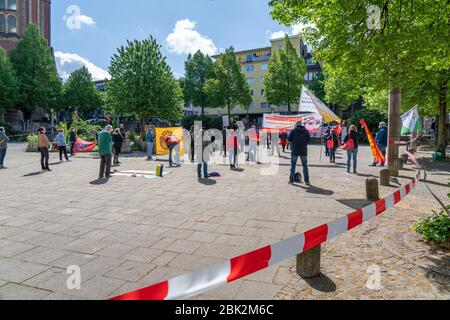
top-left (0, 122), bottom-right (20, 137)
top-left (26, 134), bottom-right (38, 145)
top-left (70, 118), bottom-right (100, 142)
top-left (349, 108), bottom-right (388, 135)
top-left (413, 188), bottom-right (450, 244)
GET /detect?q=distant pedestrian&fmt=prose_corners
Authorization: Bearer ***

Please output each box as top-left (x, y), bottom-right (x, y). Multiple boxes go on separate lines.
top-left (323, 127), bottom-right (331, 157)
top-left (344, 125), bottom-right (359, 174)
top-left (247, 125), bottom-right (258, 162)
top-left (165, 133), bottom-right (179, 167)
top-left (227, 129), bottom-right (238, 169)
top-left (431, 119), bottom-right (436, 140)
top-left (340, 120), bottom-right (348, 144)
top-left (55, 129), bottom-right (69, 162)
top-left (196, 129), bottom-right (212, 179)
top-left (325, 129), bottom-right (339, 163)
top-left (190, 126), bottom-right (195, 163)
top-left (37, 128), bottom-right (51, 172)
top-left (288, 121), bottom-right (311, 185)
top-left (0, 127), bottom-right (9, 169)
top-left (69, 128), bottom-right (77, 156)
top-left (280, 130), bottom-right (288, 153)
top-left (98, 125), bottom-right (113, 179)
top-left (112, 128), bottom-right (124, 165)
top-left (146, 127), bottom-right (156, 160)
top-left (372, 122), bottom-right (388, 167)
top-left (222, 126), bottom-right (228, 157)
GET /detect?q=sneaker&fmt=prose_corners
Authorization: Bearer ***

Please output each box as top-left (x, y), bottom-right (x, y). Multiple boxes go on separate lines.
top-left (305, 182), bottom-right (311, 186)
top-left (289, 180), bottom-right (294, 185)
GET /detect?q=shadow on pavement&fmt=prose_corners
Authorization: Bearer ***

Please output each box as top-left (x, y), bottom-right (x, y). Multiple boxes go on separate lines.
top-left (303, 273), bottom-right (337, 293)
top-left (337, 198), bottom-right (373, 210)
top-left (22, 171), bottom-right (44, 177)
top-left (231, 167), bottom-right (245, 172)
top-left (198, 178), bottom-right (217, 186)
top-left (294, 184), bottom-right (334, 196)
top-left (90, 178), bottom-right (110, 185)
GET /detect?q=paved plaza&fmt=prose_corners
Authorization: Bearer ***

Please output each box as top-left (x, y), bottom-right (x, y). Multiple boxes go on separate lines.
top-left (0, 143), bottom-right (448, 300)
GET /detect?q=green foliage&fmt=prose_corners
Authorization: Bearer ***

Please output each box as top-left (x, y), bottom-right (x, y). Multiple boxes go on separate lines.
top-left (413, 210), bottom-right (450, 243)
top-left (264, 35), bottom-right (306, 114)
top-left (10, 24), bottom-right (62, 117)
top-left (70, 118), bottom-right (100, 142)
top-left (181, 115), bottom-right (223, 130)
top-left (107, 36), bottom-right (183, 130)
top-left (63, 67), bottom-right (102, 115)
top-left (127, 131), bottom-right (137, 142)
top-left (349, 108), bottom-right (388, 135)
top-left (182, 51), bottom-right (215, 115)
top-left (205, 47), bottom-right (252, 118)
top-left (0, 48), bottom-right (18, 114)
top-left (323, 65), bottom-right (362, 110)
top-left (308, 70), bottom-right (325, 103)
top-left (26, 134), bottom-right (38, 145)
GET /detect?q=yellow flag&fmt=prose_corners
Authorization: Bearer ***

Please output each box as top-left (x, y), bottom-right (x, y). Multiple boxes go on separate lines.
top-left (155, 127), bottom-right (184, 155)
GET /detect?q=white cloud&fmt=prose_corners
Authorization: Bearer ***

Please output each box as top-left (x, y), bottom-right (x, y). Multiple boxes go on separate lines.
top-left (166, 19), bottom-right (217, 56)
top-left (269, 22), bottom-right (316, 40)
top-left (75, 14), bottom-right (96, 26)
top-left (54, 51), bottom-right (110, 82)
top-left (270, 31), bottom-right (287, 40)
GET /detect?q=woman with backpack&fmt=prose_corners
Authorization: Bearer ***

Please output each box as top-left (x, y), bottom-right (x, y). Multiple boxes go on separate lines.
top-left (325, 129), bottom-right (339, 163)
top-left (112, 128), bottom-right (124, 165)
top-left (343, 125), bottom-right (359, 174)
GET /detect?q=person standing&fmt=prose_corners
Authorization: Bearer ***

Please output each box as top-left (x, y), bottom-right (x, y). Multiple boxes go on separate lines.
top-left (372, 122), bottom-right (388, 167)
top-left (165, 133), bottom-right (179, 167)
top-left (344, 125), bottom-right (359, 174)
top-left (227, 129), bottom-right (237, 169)
top-left (324, 129), bottom-right (339, 163)
top-left (55, 129), bottom-right (69, 162)
top-left (247, 125), bottom-right (258, 162)
top-left (38, 128), bottom-right (51, 172)
top-left (98, 125), bottom-right (113, 179)
top-left (0, 127), bottom-right (9, 169)
top-left (323, 127), bottom-right (331, 157)
top-left (222, 126), bottom-right (228, 157)
top-left (340, 120), bottom-right (348, 145)
top-left (112, 128), bottom-right (124, 165)
top-left (190, 126), bottom-right (195, 163)
top-left (280, 130), bottom-right (288, 153)
top-left (69, 128), bottom-right (77, 156)
top-left (288, 121), bottom-right (311, 185)
top-left (430, 119), bottom-right (436, 141)
top-left (145, 127), bottom-right (156, 161)
top-left (196, 129), bottom-right (212, 179)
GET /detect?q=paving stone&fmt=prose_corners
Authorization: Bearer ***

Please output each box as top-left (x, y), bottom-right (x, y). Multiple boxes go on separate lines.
top-left (105, 261), bottom-right (154, 282)
top-left (96, 243), bottom-right (136, 258)
top-left (0, 260), bottom-right (50, 283)
top-left (0, 283), bottom-right (51, 300)
top-left (166, 240), bottom-right (203, 254)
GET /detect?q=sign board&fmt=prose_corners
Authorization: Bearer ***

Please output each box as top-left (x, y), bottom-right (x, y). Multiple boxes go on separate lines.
top-left (222, 115), bottom-right (230, 128)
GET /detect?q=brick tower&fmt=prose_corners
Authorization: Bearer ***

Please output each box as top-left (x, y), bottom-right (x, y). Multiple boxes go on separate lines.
top-left (0, 0), bottom-right (51, 52)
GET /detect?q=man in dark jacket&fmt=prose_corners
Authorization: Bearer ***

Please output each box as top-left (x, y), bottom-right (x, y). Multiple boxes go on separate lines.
top-left (372, 122), bottom-right (388, 167)
top-left (69, 128), bottom-right (77, 156)
top-left (0, 127), bottom-right (9, 169)
top-left (288, 121), bottom-right (311, 185)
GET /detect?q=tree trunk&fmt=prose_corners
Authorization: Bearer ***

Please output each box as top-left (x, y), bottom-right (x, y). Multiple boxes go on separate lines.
top-left (227, 102), bottom-right (231, 120)
top-left (388, 85), bottom-right (401, 177)
top-left (201, 106), bottom-right (205, 117)
top-left (437, 79), bottom-right (448, 155)
top-left (288, 101), bottom-right (291, 115)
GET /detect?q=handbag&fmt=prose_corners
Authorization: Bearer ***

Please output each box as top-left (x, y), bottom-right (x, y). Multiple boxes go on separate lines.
top-left (326, 139), bottom-right (334, 149)
top-left (343, 136), bottom-right (355, 151)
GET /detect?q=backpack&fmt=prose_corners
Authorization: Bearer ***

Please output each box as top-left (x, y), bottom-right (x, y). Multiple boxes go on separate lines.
top-left (295, 172), bottom-right (302, 183)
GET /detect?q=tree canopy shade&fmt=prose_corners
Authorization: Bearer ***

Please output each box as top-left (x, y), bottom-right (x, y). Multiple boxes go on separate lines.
top-left (106, 36), bottom-right (183, 133)
top-left (263, 35), bottom-right (306, 114)
top-left (0, 48), bottom-right (18, 116)
top-left (205, 47), bottom-right (252, 119)
top-left (269, 0), bottom-right (449, 154)
top-left (63, 66), bottom-right (102, 115)
top-left (183, 51), bottom-right (215, 116)
top-left (10, 24), bottom-right (61, 118)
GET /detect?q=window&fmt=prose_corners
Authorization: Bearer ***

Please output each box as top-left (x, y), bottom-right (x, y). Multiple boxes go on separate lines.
top-left (0, 0), bottom-right (5, 10)
top-left (261, 102), bottom-right (270, 109)
top-left (7, 0), bottom-right (16, 10)
top-left (0, 15), bottom-right (5, 33)
top-left (261, 89), bottom-right (265, 96)
top-left (277, 45), bottom-right (284, 50)
top-left (246, 53), bottom-right (254, 61)
top-left (243, 65), bottom-right (254, 73)
top-left (250, 90), bottom-right (254, 96)
top-left (261, 63), bottom-right (268, 71)
top-left (7, 14), bottom-right (16, 33)
top-left (260, 76), bottom-right (265, 84)
top-left (248, 103), bottom-right (255, 111)
top-left (246, 77), bottom-right (254, 85)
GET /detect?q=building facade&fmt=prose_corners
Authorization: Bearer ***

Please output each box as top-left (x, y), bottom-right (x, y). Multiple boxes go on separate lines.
top-left (0, 0), bottom-right (51, 52)
top-left (202, 34), bottom-right (322, 118)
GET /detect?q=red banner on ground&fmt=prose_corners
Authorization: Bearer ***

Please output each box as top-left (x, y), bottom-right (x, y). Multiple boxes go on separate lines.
top-left (360, 119), bottom-right (385, 164)
top-left (74, 138), bottom-right (97, 153)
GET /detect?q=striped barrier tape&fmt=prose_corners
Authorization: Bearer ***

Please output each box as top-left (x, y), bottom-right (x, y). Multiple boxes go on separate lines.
top-left (110, 171), bottom-right (420, 300)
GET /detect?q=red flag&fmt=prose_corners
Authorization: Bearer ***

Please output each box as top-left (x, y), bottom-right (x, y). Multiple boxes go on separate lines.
top-left (74, 138), bottom-right (97, 153)
top-left (360, 119), bottom-right (385, 164)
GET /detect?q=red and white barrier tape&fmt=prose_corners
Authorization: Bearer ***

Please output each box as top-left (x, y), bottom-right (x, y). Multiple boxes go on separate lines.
top-left (110, 172), bottom-right (420, 300)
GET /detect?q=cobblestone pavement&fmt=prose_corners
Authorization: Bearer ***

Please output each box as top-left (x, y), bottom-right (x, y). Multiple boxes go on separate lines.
top-left (0, 143), bottom-right (448, 300)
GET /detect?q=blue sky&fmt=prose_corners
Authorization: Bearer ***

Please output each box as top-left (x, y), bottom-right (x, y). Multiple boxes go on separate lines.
top-left (52, 0), bottom-right (302, 81)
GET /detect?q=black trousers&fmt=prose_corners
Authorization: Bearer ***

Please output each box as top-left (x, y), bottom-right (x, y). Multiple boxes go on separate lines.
top-left (99, 154), bottom-right (112, 178)
top-left (70, 142), bottom-right (75, 155)
top-left (59, 146), bottom-right (69, 161)
top-left (40, 147), bottom-right (49, 170)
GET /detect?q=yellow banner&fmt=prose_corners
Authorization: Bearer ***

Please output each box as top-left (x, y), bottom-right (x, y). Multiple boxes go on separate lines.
top-left (155, 127), bottom-right (184, 155)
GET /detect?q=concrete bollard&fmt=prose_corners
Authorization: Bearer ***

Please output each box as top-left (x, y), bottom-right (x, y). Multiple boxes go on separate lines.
top-left (380, 169), bottom-right (391, 186)
top-left (398, 158), bottom-right (404, 170)
top-left (296, 245), bottom-right (321, 278)
top-left (401, 154), bottom-right (409, 164)
top-left (366, 178), bottom-right (380, 201)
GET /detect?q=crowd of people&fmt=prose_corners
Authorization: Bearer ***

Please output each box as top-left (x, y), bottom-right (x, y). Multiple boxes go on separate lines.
top-left (0, 120), bottom-right (392, 185)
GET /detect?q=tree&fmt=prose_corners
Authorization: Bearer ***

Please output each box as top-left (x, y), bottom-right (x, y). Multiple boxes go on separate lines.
top-left (10, 24), bottom-right (61, 119)
top-left (107, 36), bottom-right (183, 136)
top-left (63, 67), bottom-right (102, 115)
top-left (0, 48), bottom-right (18, 121)
top-left (269, 0), bottom-right (450, 171)
top-left (264, 35), bottom-right (306, 114)
top-left (183, 51), bottom-right (215, 116)
top-left (205, 47), bottom-right (252, 119)
top-left (308, 70), bottom-right (325, 102)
